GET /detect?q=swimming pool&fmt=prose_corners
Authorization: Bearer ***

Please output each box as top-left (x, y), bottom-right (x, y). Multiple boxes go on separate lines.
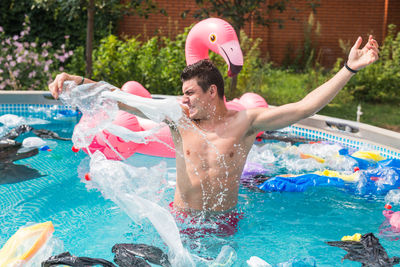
top-left (1, 103), bottom-right (400, 266)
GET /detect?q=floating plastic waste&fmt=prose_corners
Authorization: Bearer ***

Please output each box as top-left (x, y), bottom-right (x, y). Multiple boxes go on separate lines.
top-left (247, 256), bottom-right (272, 267)
top-left (356, 159), bottom-right (400, 196)
top-left (17, 137), bottom-right (57, 153)
top-left (0, 114), bottom-right (49, 128)
top-left (60, 81), bottom-right (120, 149)
top-left (259, 173), bottom-right (344, 192)
top-left (0, 221), bottom-right (63, 267)
top-left (87, 151), bottom-right (194, 266)
top-left (326, 233), bottom-right (399, 266)
top-left (385, 189), bottom-right (400, 206)
top-left (379, 189), bottom-right (400, 240)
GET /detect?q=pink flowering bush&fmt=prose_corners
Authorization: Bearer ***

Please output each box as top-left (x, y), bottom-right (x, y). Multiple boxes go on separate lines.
top-left (0, 16), bottom-right (73, 90)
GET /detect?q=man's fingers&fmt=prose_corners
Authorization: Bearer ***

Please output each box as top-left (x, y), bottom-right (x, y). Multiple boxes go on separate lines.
top-left (351, 36), bottom-right (363, 51)
top-left (49, 83), bottom-right (58, 99)
top-left (371, 45), bottom-right (379, 55)
top-left (57, 75), bottom-right (64, 93)
top-left (49, 73), bottom-right (65, 99)
top-left (372, 39), bottom-right (379, 49)
top-left (365, 50), bottom-right (379, 64)
top-left (367, 35), bottom-right (379, 50)
top-left (370, 39), bottom-right (379, 50)
top-left (366, 37), bottom-right (379, 55)
top-left (370, 50), bottom-right (379, 61)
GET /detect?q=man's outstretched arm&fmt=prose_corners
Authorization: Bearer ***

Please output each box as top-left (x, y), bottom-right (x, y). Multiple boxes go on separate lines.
top-left (48, 73), bottom-right (164, 120)
top-left (248, 35), bottom-right (379, 132)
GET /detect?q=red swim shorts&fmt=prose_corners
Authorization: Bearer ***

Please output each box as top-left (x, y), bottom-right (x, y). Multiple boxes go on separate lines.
top-left (169, 202), bottom-right (243, 238)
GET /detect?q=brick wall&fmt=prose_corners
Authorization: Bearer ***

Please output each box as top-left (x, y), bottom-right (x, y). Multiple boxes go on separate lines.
top-left (118, 0), bottom-right (400, 67)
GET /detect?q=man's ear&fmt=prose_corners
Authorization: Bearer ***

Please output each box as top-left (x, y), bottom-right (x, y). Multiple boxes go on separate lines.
top-left (209, 84), bottom-right (217, 98)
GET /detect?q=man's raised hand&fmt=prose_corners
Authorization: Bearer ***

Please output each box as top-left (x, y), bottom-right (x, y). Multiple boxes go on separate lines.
top-left (347, 35), bottom-right (379, 71)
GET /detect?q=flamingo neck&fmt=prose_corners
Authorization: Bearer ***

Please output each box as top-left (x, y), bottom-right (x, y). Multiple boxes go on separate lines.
top-left (185, 37), bottom-right (211, 65)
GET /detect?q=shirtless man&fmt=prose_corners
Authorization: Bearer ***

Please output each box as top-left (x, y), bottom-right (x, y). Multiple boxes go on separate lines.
top-left (49, 35), bottom-right (379, 214)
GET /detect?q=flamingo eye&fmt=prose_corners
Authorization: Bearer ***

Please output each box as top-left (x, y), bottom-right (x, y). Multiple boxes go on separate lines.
top-left (209, 33), bottom-right (217, 43)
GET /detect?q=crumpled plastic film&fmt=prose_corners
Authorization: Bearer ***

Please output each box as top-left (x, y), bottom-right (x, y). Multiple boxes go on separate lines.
top-left (87, 151), bottom-right (195, 266)
top-left (60, 81), bottom-right (119, 148)
top-left (101, 90), bottom-right (182, 123)
top-left (385, 189), bottom-right (400, 206)
top-left (105, 123), bottom-right (161, 144)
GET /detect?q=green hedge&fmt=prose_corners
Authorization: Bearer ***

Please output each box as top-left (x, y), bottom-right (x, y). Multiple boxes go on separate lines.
top-left (0, 17), bottom-right (73, 90)
top-left (332, 24), bottom-right (400, 104)
top-left (66, 28), bottom-right (267, 96)
top-left (81, 28), bottom-right (189, 95)
top-left (0, 0), bottom-right (118, 49)
top-left (2, 8), bottom-right (398, 106)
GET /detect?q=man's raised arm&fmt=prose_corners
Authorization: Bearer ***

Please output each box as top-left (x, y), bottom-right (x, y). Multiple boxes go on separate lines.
top-left (48, 73), bottom-right (182, 122)
top-left (248, 35), bottom-right (379, 132)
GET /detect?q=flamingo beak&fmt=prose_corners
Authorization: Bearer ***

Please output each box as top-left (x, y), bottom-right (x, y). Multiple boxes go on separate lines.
top-left (218, 40), bottom-right (243, 77)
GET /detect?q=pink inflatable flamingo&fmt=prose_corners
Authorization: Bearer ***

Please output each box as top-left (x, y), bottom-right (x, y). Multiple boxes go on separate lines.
top-left (75, 18), bottom-right (267, 160)
top-left (186, 18), bottom-right (243, 77)
top-left (379, 209), bottom-right (400, 241)
top-left (80, 82), bottom-right (147, 160)
top-left (383, 210), bottom-right (400, 231)
top-left (185, 17), bottom-right (267, 111)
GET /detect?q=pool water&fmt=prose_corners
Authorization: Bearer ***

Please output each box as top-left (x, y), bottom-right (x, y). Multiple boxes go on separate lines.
top-left (1, 108), bottom-right (399, 266)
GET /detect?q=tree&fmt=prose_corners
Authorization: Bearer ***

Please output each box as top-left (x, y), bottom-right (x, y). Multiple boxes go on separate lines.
top-left (190, 0), bottom-right (291, 34)
top-left (184, 0), bottom-right (320, 97)
top-left (33, 0), bottom-right (163, 78)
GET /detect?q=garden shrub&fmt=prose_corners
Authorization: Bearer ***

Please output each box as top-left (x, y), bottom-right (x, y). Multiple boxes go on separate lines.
top-left (0, 17), bottom-right (73, 90)
top-left (235, 31), bottom-right (269, 97)
top-left (65, 46), bottom-right (85, 77)
top-left (84, 25), bottom-right (275, 97)
top-left (66, 23), bottom-right (399, 105)
top-left (91, 35), bottom-right (141, 87)
top-left (0, 0), bottom-right (118, 50)
top-left (156, 31), bottom-right (188, 95)
top-left (332, 24), bottom-right (400, 104)
top-left (85, 28), bottom-right (188, 95)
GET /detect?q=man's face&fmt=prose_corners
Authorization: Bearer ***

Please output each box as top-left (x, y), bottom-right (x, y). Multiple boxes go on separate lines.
top-left (181, 78), bottom-right (211, 120)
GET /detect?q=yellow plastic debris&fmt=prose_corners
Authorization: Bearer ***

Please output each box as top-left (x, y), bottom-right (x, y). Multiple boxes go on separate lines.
top-left (351, 151), bottom-right (385, 161)
top-left (341, 233), bottom-right (362, 242)
top-left (300, 153), bottom-right (325, 163)
top-left (0, 221), bottom-right (54, 267)
top-left (314, 169), bottom-right (360, 182)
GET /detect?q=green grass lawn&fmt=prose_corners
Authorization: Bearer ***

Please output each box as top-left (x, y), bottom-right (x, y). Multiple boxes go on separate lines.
top-left (256, 69), bottom-right (400, 133)
top-left (318, 102), bottom-right (400, 132)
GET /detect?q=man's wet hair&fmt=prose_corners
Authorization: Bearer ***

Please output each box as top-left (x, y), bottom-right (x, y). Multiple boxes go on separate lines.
top-left (181, 59), bottom-right (224, 99)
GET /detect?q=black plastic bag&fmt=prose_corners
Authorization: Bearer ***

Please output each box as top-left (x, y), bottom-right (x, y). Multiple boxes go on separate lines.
top-left (112, 243), bottom-right (171, 267)
top-left (326, 233), bottom-right (400, 266)
top-left (41, 251), bottom-right (115, 267)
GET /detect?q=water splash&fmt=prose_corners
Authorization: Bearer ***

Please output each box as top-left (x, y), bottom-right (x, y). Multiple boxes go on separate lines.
top-left (60, 81), bottom-right (119, 148)
top-left (60, 81), bottom-right (237, 266)
top-left (102, 89), bottom-right (182, 123)
top-left (87, 151), bottom-right (194, 266)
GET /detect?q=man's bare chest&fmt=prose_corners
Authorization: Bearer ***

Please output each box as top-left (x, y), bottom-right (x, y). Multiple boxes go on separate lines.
top-left (180, 129), bottom-right (247, 163)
